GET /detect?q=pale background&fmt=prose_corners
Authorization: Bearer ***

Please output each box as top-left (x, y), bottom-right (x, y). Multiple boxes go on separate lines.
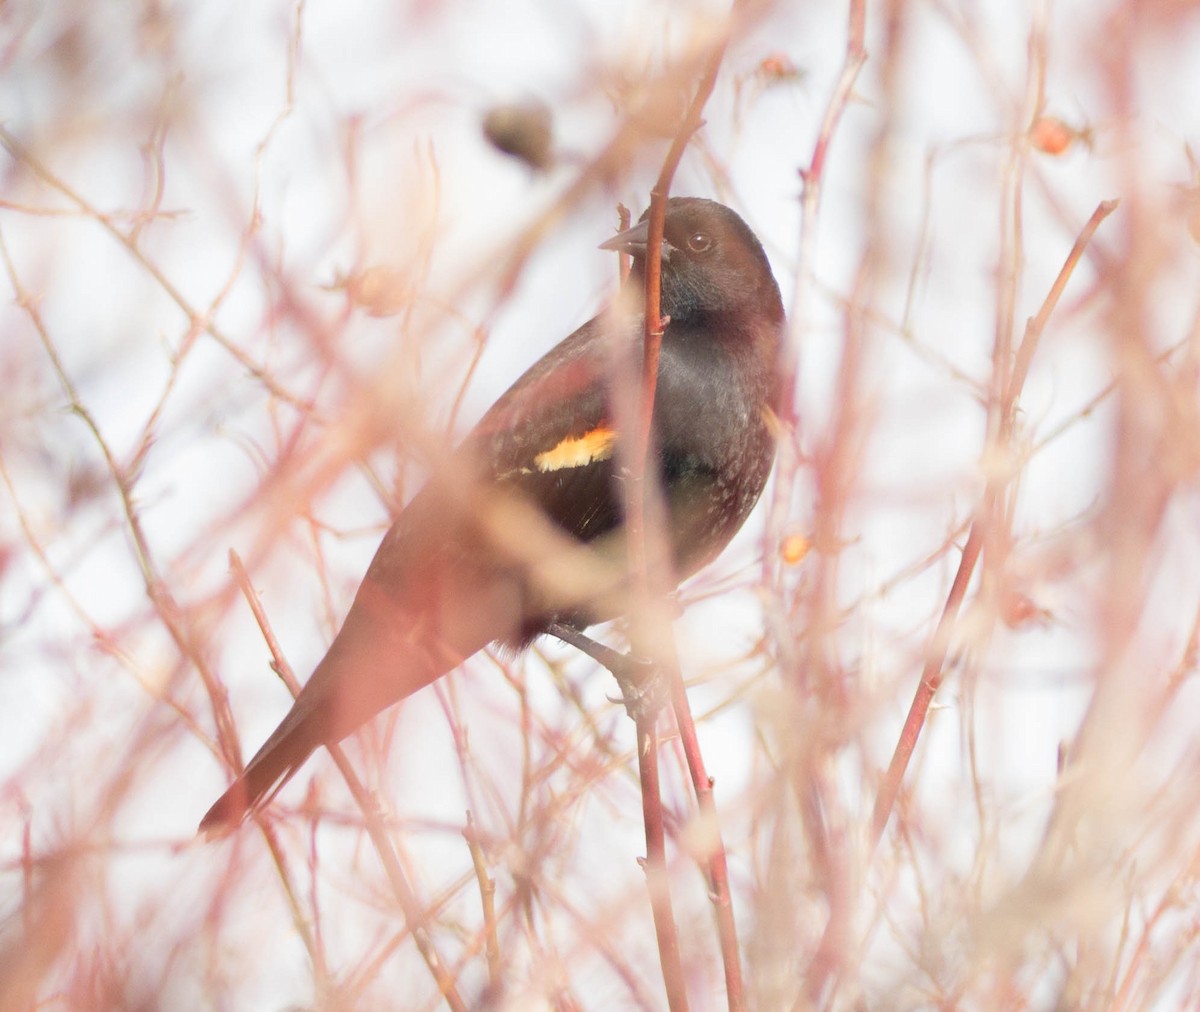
top-left (3, 0), bottom-right (1200, 1008)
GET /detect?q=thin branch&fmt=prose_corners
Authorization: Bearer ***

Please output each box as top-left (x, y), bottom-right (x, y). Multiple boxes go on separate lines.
top-left (463, 814), bottom-right (502, 988)
top-left (0, 126), bottom-right (316, 414)
top-left (638, 722), bottom-right (690, 1012)
top-left (869, 199), bottom-right (1118, 848)
top-left (228, 551), bottom-right (469, 1012)
top-left (618, 7), bottom-right (750, 1010)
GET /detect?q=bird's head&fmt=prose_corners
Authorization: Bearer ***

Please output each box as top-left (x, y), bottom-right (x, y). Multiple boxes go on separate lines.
top-left (600, 197), bottom-right (783, 326)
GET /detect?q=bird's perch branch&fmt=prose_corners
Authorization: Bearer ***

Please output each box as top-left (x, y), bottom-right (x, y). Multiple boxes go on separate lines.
top-left (622, 7), bottom-right (749, 1011)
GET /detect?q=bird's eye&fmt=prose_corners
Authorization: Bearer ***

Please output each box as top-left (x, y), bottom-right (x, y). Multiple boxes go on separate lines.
top-left (686, 231), bottom-right (713, 253)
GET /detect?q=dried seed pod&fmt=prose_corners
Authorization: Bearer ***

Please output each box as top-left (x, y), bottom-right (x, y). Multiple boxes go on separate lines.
top-left (483, 101), bottom-right (554, 171)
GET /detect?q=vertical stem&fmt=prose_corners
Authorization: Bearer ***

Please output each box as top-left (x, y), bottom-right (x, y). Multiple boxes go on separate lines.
top-left (639, 722), bottom-right (691, 1012)
top-left (620, 7), bottom-right (749, 1008)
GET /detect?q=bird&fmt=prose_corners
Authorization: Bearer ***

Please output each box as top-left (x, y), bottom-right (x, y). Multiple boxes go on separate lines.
top-left (200, 197), bottom-right (785, 833)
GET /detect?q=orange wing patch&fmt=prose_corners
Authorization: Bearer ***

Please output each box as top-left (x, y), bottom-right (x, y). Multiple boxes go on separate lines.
top-left (534, 426), bottom-right (617, 472)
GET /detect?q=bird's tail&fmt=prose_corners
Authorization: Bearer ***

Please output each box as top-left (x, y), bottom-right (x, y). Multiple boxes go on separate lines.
top-left (197, 711), bottom-right (324, 836)
top-left (198, 591), bottom-right (459, 835)
top-left (199, 527), bottom-right (528, 835)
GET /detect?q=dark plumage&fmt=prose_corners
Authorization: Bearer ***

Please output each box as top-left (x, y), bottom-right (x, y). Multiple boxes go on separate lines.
top-left (200, 197), bottom-right (784, 833)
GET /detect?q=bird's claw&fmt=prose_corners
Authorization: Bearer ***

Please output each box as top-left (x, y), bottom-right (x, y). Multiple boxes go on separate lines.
top-left (607, 654), bottom-right (667, 726)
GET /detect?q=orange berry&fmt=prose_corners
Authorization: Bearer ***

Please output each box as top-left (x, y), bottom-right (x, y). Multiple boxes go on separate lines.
top-left (780, 533), bottom-right (811, 566)
top-left (1030, 116), bottom-right (1076, 156)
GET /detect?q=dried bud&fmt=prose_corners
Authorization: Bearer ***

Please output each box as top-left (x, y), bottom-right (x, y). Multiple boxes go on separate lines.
top-left (757, 53), bottom-right (803, 86)
top-left (998, 588), bottom-right (1052, 629)
top-left (331, 266), bottom-right (411, 317)
top-left (483, 102), bottom-right (554, 171)
top-left (1030, 116), bottom-right (1078, 156)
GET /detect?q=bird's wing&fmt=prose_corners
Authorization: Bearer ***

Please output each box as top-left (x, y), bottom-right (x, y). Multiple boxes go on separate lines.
top-left (466, 313), bottom-right (633, 545)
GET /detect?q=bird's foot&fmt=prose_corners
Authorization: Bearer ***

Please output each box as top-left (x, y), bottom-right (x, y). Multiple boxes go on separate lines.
top-left (546, 622), bottom-right (668, 726)
top-left (607, 653), bottom-right (668, 726)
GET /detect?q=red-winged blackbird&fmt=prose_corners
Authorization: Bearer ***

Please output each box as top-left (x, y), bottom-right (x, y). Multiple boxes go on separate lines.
top-left (200, 197), bottom-right (784, 832)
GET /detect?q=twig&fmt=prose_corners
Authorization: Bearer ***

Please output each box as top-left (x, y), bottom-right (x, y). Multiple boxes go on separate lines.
top-left (228, 550), bottom-right (469, 1012)
top-left (0, 125), bottom-right (315, 415)
top-left (638, 721), bottom-right (690, 1012)
top-left (764, 0), bottom-right (867, 591)
top-left (869, 199), bottom-right (1118, 848)
top-left (463, 812), bottom-right (502, 988)
top-left (760, 1), bottom-right (866, 1002)
top-left (625, 6), bottom-right (754, 1007)
top-left (0, 224), bottom-right (246, 790)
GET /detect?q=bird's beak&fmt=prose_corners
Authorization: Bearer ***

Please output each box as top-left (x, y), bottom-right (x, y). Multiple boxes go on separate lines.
top-left (599, 219), bottom-right (672, 260)
top-left (599, 218), bottom-right (649, 254)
